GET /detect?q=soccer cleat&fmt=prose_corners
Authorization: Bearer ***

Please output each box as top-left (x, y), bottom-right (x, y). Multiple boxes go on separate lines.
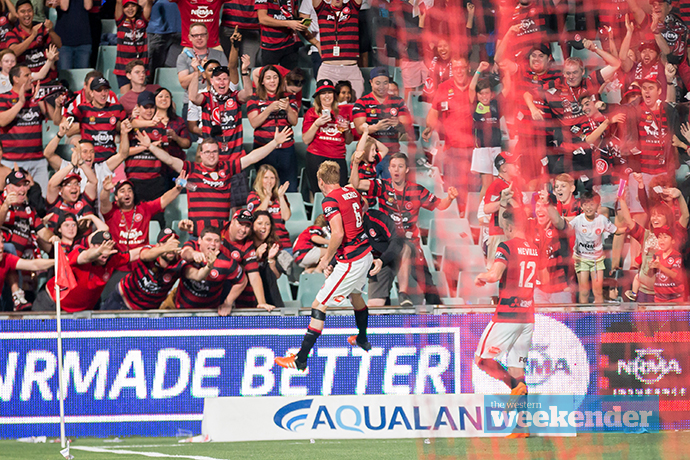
top-left (12, 289), bottom-right (31, 311)
top-left (506, 432), bottom-right (530, 439)
top-left (510, 382), bottom-right (528, 396)
top-left (347, 335), bottom-right (372, 351)
top-left (275, 354), bottom-right (307, 371)
top-left (624, 290), bottom-right (637, 301)
top-left (398, 292), bottom-right (413, 307)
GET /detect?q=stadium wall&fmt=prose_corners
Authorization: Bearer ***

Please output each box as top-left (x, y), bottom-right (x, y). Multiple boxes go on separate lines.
top-left (0, 311), bottom-right (688, 438)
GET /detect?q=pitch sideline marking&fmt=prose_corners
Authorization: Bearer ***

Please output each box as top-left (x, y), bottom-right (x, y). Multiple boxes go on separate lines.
top-left (70, 445), bottom-right (228, 460)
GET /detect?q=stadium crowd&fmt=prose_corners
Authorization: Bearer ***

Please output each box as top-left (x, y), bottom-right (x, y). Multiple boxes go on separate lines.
top-left (1, 0), bottom-right (690, 312)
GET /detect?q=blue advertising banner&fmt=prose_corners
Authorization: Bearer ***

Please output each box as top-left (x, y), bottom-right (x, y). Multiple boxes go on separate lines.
top-left (0, 311), bottom-right (687, 438)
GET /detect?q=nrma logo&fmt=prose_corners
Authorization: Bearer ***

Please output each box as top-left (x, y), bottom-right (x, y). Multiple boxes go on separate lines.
top-left (274, 399), bottom-right (313, 432)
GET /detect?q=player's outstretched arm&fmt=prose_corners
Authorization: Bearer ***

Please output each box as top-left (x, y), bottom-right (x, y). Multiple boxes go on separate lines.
top-left (474, 261), bottom-right (506, 286)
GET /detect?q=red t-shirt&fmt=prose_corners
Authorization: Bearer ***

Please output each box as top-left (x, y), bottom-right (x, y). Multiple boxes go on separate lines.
top-left (0, 253), bottom-right (20, 288)
top-left (46, 246), bottom-right (131, 312)
top-left (430, 78), bottom-right (473, 149)
top-left (103, 199), bottom-right (164, 252)
top-left (492, 238), bottom-right (539, 323)
top-left (172, 0), bottom-right (222, 48)
top-left (484, 176), bottom-right (511, 236)
top-left (302, 107), bottom-right (349, 159)
top-left (322, 185), bottom-right (371, 262)
top-left (654, 249), bottom-right (686, 303)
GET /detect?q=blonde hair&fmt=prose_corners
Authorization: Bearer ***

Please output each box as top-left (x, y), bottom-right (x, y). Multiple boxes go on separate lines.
top-left (555, 173), bottom-right (575, 186)
top-left (253, 164), bottom-right (280, 201)
top-left (317, 161), bottom-right (341, 185)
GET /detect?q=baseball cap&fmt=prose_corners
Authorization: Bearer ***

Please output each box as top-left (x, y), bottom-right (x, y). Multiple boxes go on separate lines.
top-left (124, 0), bottom-right (138, 4)
top-left (211, 66), bottom-right (230, 77)
top-left (567, 34), bottom-right (585, 50)
top-left (528, 43), bottom-right (552, 57)
top-left (157, 227), bottom-right (179, 244)
top-left (90, 230), bottom-right (112, 245)
top-left (90, 76), bottom-right (111, 91)
top-left (5, 168), bottom-right (30, 186)
top-left (313, 79), bottom-right (335, 98)
top-left (494, 151), bottom-right (520, 170)
top-left (639, 41), bottom-right (660, 53)
top-left (137, 90), bottom-right (155, 107)
top-left (114, 179), bottom-right (134, 193)
top-left (232, 208), bottom-right (253, 225)
top-left (56, 212), bottom-right (77, 232)
top-left (638, 77), bottom-right (662, 88)
top-left (61, 172), bottom-right (81, 185)
top-left (653, 225), bottom-right (674, 237)
top-left (369, 67), bottom-right (389, 80)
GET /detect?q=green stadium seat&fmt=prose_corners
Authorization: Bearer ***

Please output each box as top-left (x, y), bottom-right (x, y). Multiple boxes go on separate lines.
top-left (466, 192), bottom-right (482, 229)
top-left (277, 274), bottom-right (294, 301)
top-left (421, 245), bottom-right (436, 272)
top-left (170, 91), bottom-right (185, 117)
top-left (311, 192), bottom-right (324, 221)
top-left (149, 220), bottom-right (161, 245)
top-left (154, 67), bottom-right (183, 91)
top-left (427, 218), bottom-right (473, 256)
top-left (296, 272), bottom-right (325, 305)
top-left (430, 271), bottom-right (450, 298)
top-left (418, 202), bottom-right (460, 232)
top-left (186, 143), bottom-right (198, 162)
top-left (164, 195), bottom-right (188, 223)
top-left (458, 270), bottom-right (497, 304)
top-left (285, 193), bottom-right (307, 220)
top-left (42, 123), bottom-right (59, 145)
top-left (96, 46), bottom-right (117, 74)
top-left (104, 69), bottom-right (119, 94)
top-left (101, 19), bottom-right (116, 36)
top-left (58, 69), bottom-right (94, 92)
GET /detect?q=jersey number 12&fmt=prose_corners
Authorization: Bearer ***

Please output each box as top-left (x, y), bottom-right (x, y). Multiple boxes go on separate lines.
top-left (518, 260), bottom-right (536, 288)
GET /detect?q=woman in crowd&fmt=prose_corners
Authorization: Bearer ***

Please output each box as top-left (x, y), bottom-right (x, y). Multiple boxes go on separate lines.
top-left (247, 165), bottom-right (292, 250)
top-left (247, 65), bottom-right (299, 192)
top-left (302, 79), bottom-right (353, 194)
top-left (153, 87), bottom-right (191, 161)
top-left (336, 80), bottom-right (356, 104)
top-left (251, 210), bottom-right (287, 309)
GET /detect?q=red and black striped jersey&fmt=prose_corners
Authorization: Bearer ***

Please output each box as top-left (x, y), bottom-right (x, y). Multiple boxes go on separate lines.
top-left (654, 249), bottom-right (685, 302)
top-left (528, 218), bottom-right (570, 294)
top-left (103, 199), bottom-right (163, 252)
top-left (502, 2), bottom-right (549, 60)
top-left (493, 238), bottom-right (539, 323)
top-left (125, 125), bottom-right (167, 180)
top-left (62, 88), bottom-right (119, 118)
top-left (0, 90), bottom-right (43, 161)
top-left (598, 0), bottom-right (628, 37)
top-left (222, 0), bottom-right (259, 29)
top-left (0, 194), bottom-right (44, 253)
top-left (119, 255), bottom-right (186, 309)
top-left (636, 102), bottom-right (673, 175)
top-left (514, 63), bottom-right (559, 137)
top-left (200, 91), bottom-right (244, 156)
top-left (46, 195), bottom-right (95, 230)
top-left (246, 92), bottom-right (297, 147)
top-left (246, 191), bottom-right (291, 248)
top-left (183, 158), bottom-right (243, 236)
top-left (0, 12), bottom-right (13, 45)
top-left (221, 233), bottom-right (259, 308)
top-left (322, 185), bottom-right (371, 262)
top-left (368, 179), bottom-right (439, 241)
top-left (172, 0), bottom-right (222, 48)
top-left (544, 70), bottom-right (605, 133)
top-left (4, 22), bottom-right (56, 84)
top-left (176, 240), bottom-right (245, 309)
top-left (674, 0), bottom-right (690, 26)
top-left (484, 176), bottom-right (523, 237)
top-left (352, 93), bottom-right (409, 153)
top-left (292, 225), bottom-right (326, 263)
top-left (254, 0), bottom-right (298, 51)
top-left (114, 13), bottom-right (149, 77)
top-left (70, 102), bottom-right (126, 162)
top-left (315, 0), bottom-right (361, 61)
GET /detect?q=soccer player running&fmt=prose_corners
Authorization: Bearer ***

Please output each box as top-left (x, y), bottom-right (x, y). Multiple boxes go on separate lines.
top-left (275, 161), bottom-right (373, 371)
top-left (474, 204), bottom-right (538, 409)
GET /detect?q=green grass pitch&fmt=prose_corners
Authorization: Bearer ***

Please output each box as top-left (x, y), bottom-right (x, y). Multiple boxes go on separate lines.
top-left (1, 433), bottom-right (690, 460)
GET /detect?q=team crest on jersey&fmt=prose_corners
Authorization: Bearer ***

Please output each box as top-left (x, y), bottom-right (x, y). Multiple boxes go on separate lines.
top-left (231, 250), bottom-right (241, 260)
top-left (163, 273), bottom-right (173, 283)
top-left (75, 201), bottom-right (83, 210)
top-left (405, 202), bottom-right (412, 210)
top-left (210, 269), bottom-right (219, 279)
top-left (36, 35), bottom-right (42, 44)
top-left (668, 257), bottom-right (675, 264)
top-left (110, 117), bottom-right (117, 125)
top-left (136, 19), bottom-right (145, 28)
top-left (225, 99), bottom-right (236, 110)
top-left (595, 228), bottom-right (602, 235)
top-left (0, 17), bottom-right (6, 25)
top-left (210, 172), bottom-right (219, 180)
top-left (342, 6), bottom-right (350, 14)
top-left (247, 202), bottom-right (254, 212)
top-left (545, 228), bottom-right (553, 238)
top-left (333, 295), bottom-right (345, 303)
top-left (595, 158), bottom-right (608, 175)
top-left (582, 228), bottom-right (587, 233)
top-left (369, 229), bottom-right (376, 237)
top-left (219, 170), bottom-right (226, 178)
top-left (390, 108), bottom-right (398, 117)
top-left (134, 213), bottom-right (143, 222)
top-left (102, 272), bottom-right (110, 282)
top-left (89, 116), bottom-right (96, 124)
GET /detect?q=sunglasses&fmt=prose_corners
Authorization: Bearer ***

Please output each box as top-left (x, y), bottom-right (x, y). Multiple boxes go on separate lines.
top-left (212, 66), bottom-right (229, 76)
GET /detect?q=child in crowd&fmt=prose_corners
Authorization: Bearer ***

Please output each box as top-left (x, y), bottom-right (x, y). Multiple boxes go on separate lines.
top-left (650, 225), bottom-right (686, 304)
top-left (351, 124), bottom-right (389, 205)
top-left (292, 215), bottom-right (330, 273)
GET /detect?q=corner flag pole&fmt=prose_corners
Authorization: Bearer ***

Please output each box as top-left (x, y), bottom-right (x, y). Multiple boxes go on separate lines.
top-left (54, 241), bottom-right (66, 448)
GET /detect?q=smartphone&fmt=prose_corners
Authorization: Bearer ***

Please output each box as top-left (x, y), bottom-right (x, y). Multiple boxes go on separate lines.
top-left (302, 18), bottom-right (312, 27)
top-left (322, 108), bottom-right (330, 118)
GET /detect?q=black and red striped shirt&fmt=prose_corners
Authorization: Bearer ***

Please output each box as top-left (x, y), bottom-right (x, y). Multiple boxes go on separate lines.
top-left (219, 230), bottom-right (258, 308)
top-left (4, 22), bottom-right (56, 84)
top-left (222, 0), bottom-right (259, 29)
top-left (183, 158), bottom-right (242, 236)
top-left (514, 63), bottom-right (559, 139)
top-left (46, 195), bottom-right (95, 230)
top-left (246, 191), bottom-right (291, 248)
top-left (176, 240), bottom-right (245, 309)
top-left (493, 238), bottom-right (538, 323)
top-left (125, 125), bottom-right (167, 180)
top-left (292, 225), bottom-right (326, 263)
top-left (114, 13), bottom-right (149, 77)
top-left (352, 93), bottom-right (409, 153)
top-left (529, 218), bottom-right (570, 294)
top-left (636, 102), bottom-right (673, 175)
top-left (315, 0), bottom-right (361, 61)
top-left (70, 102), bottom-right (126, 162)
top-left (0, 194), bottom-right (44, 253)
top-left (545, 70), bottom-right (605, 134)
top-left (200, 91), bottom-right (244, 156)
top-left (119, 255), bottom-right (186, 309)
top-left (246, 92), bottom-right (297, 147)
top-left (368, 179), bottom-right (439, 242)
top-left (0, 90), bottom-right (43, 161)
top-left (254, 0), bottom-right (298, 51)
top-left (502, 2), bottom-right (549, 60)
top-left (322, 185), bottom-right (371, 262)
top-left (0, 12), bottom-right (13, 45)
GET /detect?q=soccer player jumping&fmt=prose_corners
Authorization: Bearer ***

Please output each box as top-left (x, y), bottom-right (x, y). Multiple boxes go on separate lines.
top-left (474, 205), bottom-right (538, 401)
top-left (275, 161), bottom-right (374, 371)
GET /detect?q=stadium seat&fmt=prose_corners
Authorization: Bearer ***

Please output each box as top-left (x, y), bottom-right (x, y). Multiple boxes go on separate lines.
top-left (170, 91), bottom-right (185, 117)
top-left (430, 271), bottom-right (450, 298)
top-left (286, 193), bottom-right (307, 220)
top-left (466, 192), bottom-right (482, 229)
top-left (311, 192), bottom-right (324, 221)
top-left (101, 19), bottom-right (116, 36)
top-left (427, 218), bottom-right (473, 256)
top-left (458, 270), bottom-right (497, 304)
top-left (154, 67), bottom-right (183, 91)
top-left (277, 274), bottom-right (293, 301)
top-left (296, 272), bottom-right (325, 305)
top-left (149, 220), bottom-right (161, 245)
top-left (42, 123), bottom-right (59, 145)
top-left (418, 202), bottom-right (460, 232)
top-left (186, 143), bottom-right (198, 161)
top-left (58, 69), bottom-right (94, 92)
top-left (96, 46), bottom-right (117, 74)
top-left (421, 245), bottom-right (437, 272)
top-left (164, 195), bottom-right (189, 223)
top-left (441, 245), bottom-right (485, 297)
top-left (103, 69), bottom-right (119, 94)
top-left (171, 221), bottom-right (190, 243)
top-left (292, 118), bottom-right (303, 143)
